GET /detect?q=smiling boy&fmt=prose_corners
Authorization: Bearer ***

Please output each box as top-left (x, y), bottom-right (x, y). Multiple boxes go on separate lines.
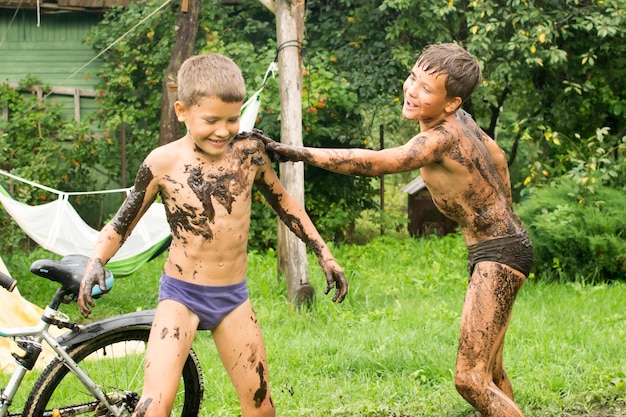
top-left (77, 53), bottom-right (348, 417)
top-left (261, 43), bottom-right (532, 416)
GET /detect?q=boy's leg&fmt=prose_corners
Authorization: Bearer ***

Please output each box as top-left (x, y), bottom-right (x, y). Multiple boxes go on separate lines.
top-left (212, 299), bottom-right (275, 417)
top-left (493, 341), bottom-right (515, 400)
top-left (454, 262), bottom-right (525, 417)
top-left (133, 300), bottom-right (199, 417)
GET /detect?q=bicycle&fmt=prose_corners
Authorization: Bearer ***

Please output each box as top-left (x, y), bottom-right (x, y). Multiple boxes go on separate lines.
top-left (0, 254), bottom-right (204, 417)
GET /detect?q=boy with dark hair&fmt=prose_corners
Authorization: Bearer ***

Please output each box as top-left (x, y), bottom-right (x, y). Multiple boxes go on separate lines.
top-left (261, 43), bottom-right (532, 416)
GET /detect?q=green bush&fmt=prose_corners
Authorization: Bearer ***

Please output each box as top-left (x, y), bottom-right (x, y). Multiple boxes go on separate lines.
top-left (518, 178), bottom-right (626, 282)
top-left (0, 78), bottom-right (107, 255)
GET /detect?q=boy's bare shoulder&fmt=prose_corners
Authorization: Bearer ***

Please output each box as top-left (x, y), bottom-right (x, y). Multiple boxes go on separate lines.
top-left (143, 139), bottom-right (185, 175)
top-left (231, 129), bottom-right (268, 165)
top-left (233, 129), bottom-right (266, 149)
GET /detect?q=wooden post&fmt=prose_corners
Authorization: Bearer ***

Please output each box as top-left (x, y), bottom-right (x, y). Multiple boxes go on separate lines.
top-left (73, 88), bottom-right (81, 121)
top-left (275, 0), bottom-right (313, 306)
top-left (379, 124), bottom-right (384, 235)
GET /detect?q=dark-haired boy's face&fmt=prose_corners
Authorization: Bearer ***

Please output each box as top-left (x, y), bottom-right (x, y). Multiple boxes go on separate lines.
top-left (402, 64), bottom-right (460, 123)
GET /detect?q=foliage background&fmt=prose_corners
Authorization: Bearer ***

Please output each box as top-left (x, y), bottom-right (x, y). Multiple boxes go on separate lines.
top-left (1, 0), bottom-right (625, 280)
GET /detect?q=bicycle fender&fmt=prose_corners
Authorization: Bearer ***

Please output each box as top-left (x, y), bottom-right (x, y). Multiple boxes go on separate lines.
top-left (57, 309), bottom-right (156, 348)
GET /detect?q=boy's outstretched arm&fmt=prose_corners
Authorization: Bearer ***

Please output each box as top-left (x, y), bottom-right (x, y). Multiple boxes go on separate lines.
top-left (253, 129), bottom-right (435, 176)
top-left (253, 157), bottom-right (348, 303)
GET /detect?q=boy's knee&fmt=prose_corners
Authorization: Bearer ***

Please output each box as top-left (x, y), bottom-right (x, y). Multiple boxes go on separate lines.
top-left (454, 368), bottom-right (484, 400)
top-left (259, 404), bottom-right (276, 417)
top-left (243, 402), bottom-right (275, 417)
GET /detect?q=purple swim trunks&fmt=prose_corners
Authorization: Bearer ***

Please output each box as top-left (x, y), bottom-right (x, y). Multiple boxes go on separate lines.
top-left (158, 273), bottom-right (249, 331)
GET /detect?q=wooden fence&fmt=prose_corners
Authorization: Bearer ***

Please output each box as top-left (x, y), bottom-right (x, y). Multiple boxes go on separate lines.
top-left (1, 82), bottom-right (97, 122)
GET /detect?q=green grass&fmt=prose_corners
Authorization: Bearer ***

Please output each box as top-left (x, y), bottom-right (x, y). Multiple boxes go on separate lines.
top-left (3, 234), bottom-right (625, 416)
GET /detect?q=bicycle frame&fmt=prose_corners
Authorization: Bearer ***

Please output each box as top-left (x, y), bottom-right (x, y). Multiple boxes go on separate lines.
top-left (0, 256), bottom-right (203, 417)
top-left (0, 303), bottom-right (141, 417)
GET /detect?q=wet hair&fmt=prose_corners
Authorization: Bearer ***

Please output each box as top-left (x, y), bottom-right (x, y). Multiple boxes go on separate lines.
top-left (176, 53), bottom-right (246, 107)
top-left (416, 43), bottom-right (482, 102)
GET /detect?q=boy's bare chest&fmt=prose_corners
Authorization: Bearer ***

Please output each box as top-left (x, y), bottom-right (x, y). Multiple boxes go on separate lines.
top-left (161, 158), bottom-right (258, 215)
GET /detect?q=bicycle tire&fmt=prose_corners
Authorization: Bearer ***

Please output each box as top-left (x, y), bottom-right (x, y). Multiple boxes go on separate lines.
top-left (23, 325), bottom-right (204, 417)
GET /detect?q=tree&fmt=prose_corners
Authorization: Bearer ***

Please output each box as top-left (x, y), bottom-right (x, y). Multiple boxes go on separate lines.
top-left (43, 0), bottom-right (626, 249)
top-left (159, 0), bottom-right (201, 146)
top-left (303, 0), bottom-right (626, 198)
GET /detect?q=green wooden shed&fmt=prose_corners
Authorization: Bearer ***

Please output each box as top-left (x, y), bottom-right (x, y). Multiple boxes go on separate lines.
top-left (0, 0), bottom-right (130, 121)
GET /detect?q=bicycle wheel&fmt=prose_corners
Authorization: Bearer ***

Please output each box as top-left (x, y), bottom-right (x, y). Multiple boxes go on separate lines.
top-left (23, 325), bottom-right (203, 417)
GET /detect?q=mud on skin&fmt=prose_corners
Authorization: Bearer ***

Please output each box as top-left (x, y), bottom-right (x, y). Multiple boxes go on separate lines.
top-left (133, 398), bottom-right (152, 417)
top-left (160, 326), bottom-right (181, 340)
top-left (165, 138), bottom-right (266, 244)
top-left (111, 163), bottom-right (154, 239)
top-left (253, 362), bottom-right (268, 408)
top-left (253, 175), bottom-right (322, 255)
top-left (459, 265), bottom-right (524, 360)
top-left (83, 257), bottom-right (105, 290)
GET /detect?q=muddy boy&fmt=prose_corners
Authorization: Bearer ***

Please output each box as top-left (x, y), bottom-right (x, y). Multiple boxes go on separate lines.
top-left (261, 43), bottom-right (533, 416)
top-left (77, 53), bottom-right (348, 417)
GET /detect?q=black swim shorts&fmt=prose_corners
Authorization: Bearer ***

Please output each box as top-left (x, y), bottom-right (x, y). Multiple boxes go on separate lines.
top-left (467, 232), bottom-right (533, 277)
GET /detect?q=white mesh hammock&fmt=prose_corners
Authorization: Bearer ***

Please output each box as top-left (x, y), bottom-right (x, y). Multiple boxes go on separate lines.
top-left (0, 64), bottom-right (275, 276)
top-left (0, 172), bottom-right (171, 277)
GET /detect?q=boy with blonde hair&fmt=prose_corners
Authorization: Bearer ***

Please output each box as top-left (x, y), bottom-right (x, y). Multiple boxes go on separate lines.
top-left (78, 53), bottom-right (348, 417)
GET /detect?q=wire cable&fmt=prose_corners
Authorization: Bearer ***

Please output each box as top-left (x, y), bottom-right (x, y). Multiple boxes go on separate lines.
top-left (0, 0), bottom-right (25, 49)
top-left (2, 0), bottom-right (174, 130)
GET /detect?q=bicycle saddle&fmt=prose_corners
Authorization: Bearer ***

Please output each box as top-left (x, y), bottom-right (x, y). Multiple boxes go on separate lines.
top-left (30, 254), bottom-right (113, 297)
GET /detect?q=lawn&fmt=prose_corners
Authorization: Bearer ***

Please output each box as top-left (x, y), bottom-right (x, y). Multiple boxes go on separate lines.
top-left (3, 234), bottom-right (625, 416)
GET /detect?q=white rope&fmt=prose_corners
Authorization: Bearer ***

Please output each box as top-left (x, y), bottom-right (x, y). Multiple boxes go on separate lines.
top-left (0, 169), bottom-right (131, 197)
top-left (261, 61), bottom-right (279, 88)
top-left (241, 60), bottom-right (278, 112)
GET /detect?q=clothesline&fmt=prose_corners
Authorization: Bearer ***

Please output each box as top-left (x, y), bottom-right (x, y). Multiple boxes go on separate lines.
top-left (0, 170), bottom-right (171, 276)
top-left (0, 169), bottom-right (132, 196)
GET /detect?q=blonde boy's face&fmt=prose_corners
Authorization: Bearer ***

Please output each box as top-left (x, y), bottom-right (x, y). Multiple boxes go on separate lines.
top-left (175, 96), bottom-right (242, 158)
top-left (402, 63), bottom-right (461, 123)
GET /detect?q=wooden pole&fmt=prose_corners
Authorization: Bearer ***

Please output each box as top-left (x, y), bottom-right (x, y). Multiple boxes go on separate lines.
top-left (379, 124), bottom-right (384, 235)
top-left (275, 0), bottom-right (313, 306)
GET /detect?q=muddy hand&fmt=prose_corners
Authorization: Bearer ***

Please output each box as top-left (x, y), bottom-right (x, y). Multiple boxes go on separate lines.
top-left (77, 258), bottom-right (107, 318)
top-left (321, 258), bottom-right (348, 303)
top-left (250, 129), bottom-right (304, 163)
